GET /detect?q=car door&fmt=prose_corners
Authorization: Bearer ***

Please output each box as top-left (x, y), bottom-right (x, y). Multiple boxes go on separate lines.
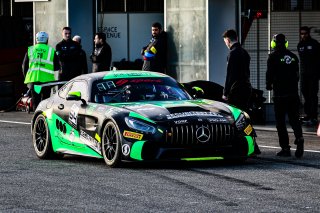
top-left (53, 80), bottom-right (89, 148)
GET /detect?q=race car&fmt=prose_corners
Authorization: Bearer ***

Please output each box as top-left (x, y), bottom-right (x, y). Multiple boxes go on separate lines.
top-left (31, 70), bottom-right (258, 167)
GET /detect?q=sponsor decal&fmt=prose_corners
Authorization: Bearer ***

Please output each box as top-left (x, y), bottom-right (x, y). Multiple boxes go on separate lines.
top-left (196, 125), bottom-right (211, 143)
top-left (97, 106), bottom-right (106, 112)
top-left (122, 144), bottom-right (131, 156)
top-left (69, 104), bottom-right (79, 128)
top-left (123, 130), bottom-right (143, 140)
top-left (80, 130), bottom-right (101, 154)
top-left (196, 126), bottom-right (211, 143)
top-left (167, 111), bottom-right (223, 120)
top-left (56, 119), bottom-right (67, 134)
top-left (86, 104), bottom-right (97, 115)
top-left (97, 81), bottom-right (116, 91)
top-left (174, 119), bottom-right (188, 124)
top-left (244, 124), bottom-right (253, 135)
top-left (207, 118), bottom-right (229, 123)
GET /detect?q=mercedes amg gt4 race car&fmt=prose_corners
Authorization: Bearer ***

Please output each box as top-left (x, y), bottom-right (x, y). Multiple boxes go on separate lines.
top-left (31, 71), bottom-right (258, 167)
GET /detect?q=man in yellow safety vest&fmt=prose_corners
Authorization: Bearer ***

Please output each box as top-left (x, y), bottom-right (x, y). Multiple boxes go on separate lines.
top-left (22, 31), bottom-right (60, 110)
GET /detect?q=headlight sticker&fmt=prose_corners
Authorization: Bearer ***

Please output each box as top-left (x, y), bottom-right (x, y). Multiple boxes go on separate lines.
top-left (244, 124), bottom-right (253, 135)
top-left (123, 130), bottom-right (143, 140)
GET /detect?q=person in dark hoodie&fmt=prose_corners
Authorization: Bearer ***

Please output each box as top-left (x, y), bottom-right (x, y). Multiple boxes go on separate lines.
top-left (55, 27), bottom-right (82, 81)
top-left (266, 33), bottom-right (304, 158)
top-left (141, 22), bottom-right (167, 73)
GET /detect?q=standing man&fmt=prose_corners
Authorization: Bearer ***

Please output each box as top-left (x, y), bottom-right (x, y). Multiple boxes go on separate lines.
top-left (22, 31), bottom-right (60, 110)
top-left (90, 32), bottom-right (112, 72)
top-left (266, 34), bottom-right (304, 158)
top-left (72, 35), bottom-right (88, 75)
top-left (56, 27), bottom-right (82, 81)
top-left (222, 29), bottom-right (252, 112)
top-left (141, 22), bottom-right (167, 73)
top-left (297, 26), bottom-right (320, 126)
top-left (222, 29), bottom-right (260, 155)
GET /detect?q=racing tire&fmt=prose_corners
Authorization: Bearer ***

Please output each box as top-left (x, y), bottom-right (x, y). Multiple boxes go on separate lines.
top-left (102, 121), bottom-right (122, 167)
top-left (32, 114), bottom-right (55, 159)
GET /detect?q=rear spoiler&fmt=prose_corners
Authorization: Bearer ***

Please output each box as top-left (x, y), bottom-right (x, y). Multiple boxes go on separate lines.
top-left (34, 81), bottom-right (68, 94)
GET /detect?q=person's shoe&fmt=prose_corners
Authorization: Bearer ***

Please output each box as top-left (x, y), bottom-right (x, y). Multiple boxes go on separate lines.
top-left (276, 148), bottom-right (291, 157)
top-left (295, 138), bottom-right (304, 158)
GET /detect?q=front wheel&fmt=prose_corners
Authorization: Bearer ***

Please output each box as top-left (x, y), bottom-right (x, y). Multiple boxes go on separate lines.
top-left (32, 114), bottom-right (54, 159)
top-left (101, 121), bottom-right (122, 167)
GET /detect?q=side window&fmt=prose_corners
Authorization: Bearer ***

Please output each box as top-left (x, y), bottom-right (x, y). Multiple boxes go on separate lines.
top-left (58, 82), bottom-right (72, 99)
top-left (68, 81), bottom-right (89, 101)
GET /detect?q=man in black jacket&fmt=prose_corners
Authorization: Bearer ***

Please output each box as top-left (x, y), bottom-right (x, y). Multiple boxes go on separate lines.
top-left (297, 26), bottom-right (320, 126)
top-left (222, 29), bottom-right (252, 112)
top-left (266, 34), bottom-right (304, 158)
top-left (141, 22), bottom-right (167, 73)
top-left (56, 27), bottom-right (82, 81)
top-left (222, 29), bottom-right (261, 155)
top-left (91, 32), bottom-right (112, 72)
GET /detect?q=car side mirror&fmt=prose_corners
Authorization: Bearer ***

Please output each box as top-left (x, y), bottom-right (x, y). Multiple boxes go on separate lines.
top-left (66, 91), bottom-right (86, 105)
top-left (192, 86), bottom-right (204, 99)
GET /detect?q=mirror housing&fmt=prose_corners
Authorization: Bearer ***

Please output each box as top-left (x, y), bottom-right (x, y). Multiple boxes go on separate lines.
top-left (192, 86), bottom-right (204, 99)
top-left (66, 91), bottom-right (86, 105)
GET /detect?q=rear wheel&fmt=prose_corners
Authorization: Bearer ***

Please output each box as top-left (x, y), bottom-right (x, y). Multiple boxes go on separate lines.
top-left (32, 114), bottom-right (54, 159)
top-left (101, 121), bottom-right (122, 167)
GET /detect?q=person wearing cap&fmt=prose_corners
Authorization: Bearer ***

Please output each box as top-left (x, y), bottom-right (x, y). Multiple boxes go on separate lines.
top-left (266, 33), bottom-right (304, 158)
top-left (22, 31), bottom-right (60, 110)
top-left (72, 35), bottom-right (88, 75)
top-left (297, 26), bottom-right (320, 126)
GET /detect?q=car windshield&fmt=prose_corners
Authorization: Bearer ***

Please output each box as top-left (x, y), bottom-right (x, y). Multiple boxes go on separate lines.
top-left (92, 77), bottom-right (191, 103)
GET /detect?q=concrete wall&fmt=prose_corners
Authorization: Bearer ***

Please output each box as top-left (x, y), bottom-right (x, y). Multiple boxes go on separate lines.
top-left (166, 0), bottom-right (207, 82)
top-left (34, 0), bottom-right (93, 72)
top-left (34, 0), bottom-right (67, 47)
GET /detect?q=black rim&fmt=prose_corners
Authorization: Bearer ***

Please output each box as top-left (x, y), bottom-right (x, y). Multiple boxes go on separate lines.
top-left (35, 118), bottom-right (47, 152)
top-left (103, 124), bottom-right (117, 161)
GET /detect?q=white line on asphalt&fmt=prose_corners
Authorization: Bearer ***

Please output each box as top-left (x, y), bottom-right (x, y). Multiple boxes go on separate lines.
top-left (260, 145), bottom-right (320, 153)
top-left (0, 120), bottom-right (31, 125)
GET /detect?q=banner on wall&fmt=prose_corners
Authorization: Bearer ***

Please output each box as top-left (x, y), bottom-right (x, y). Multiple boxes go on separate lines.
top-left (97, 13), bottom-right (163, 63)
top-left (97, 14), bottom-right (128, 63)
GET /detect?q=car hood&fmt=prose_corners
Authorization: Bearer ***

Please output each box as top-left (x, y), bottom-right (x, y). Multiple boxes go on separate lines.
top-left (112, 99), bottom-right (239, 123)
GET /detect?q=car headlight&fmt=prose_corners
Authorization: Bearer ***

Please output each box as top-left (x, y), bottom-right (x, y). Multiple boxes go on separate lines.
top-left (125, 117), bottom-right (156, 134)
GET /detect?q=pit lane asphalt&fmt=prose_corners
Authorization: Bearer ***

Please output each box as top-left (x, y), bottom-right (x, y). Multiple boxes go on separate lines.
top-left (0, 111), bottom-right (320, 212)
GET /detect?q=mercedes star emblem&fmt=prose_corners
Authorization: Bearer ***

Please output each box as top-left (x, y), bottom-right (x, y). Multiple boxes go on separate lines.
top-left (196, 125), bottom-right (211, 143)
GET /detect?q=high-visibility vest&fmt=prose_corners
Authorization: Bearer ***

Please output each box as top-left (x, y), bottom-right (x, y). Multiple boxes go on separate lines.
top-left (24, 43), bottom-right (56, 84)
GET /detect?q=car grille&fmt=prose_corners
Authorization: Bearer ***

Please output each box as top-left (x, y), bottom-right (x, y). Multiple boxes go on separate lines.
top-left (165, 123), bottom-right (235, 146)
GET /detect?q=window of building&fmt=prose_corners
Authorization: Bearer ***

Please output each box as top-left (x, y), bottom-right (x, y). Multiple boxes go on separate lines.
top-left (271, 0), bottom-right (320, 11)
top-left (97, 0), bottom-right (163, 13)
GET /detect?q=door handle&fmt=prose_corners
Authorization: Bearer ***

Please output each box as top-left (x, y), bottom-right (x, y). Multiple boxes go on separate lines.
top-left (58, 104), bottom-right (64, 110)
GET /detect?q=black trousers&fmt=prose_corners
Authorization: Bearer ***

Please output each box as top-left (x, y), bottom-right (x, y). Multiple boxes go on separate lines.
top-left (27, 83), bottom-right (51, 110)
top-left (301, 75), bottom-right (319, 119)
top-left (273, 96), bottom-right (303, 149)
